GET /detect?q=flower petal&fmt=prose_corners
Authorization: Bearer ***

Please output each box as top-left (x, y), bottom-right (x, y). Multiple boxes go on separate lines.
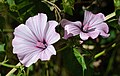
top-left (92, 23), bottom-right (109, 33)
top-left (26, 13), bottom-right (47, 42)
top-left (39, 45), bottom-right (56, 61)
top-left (13, 37), bottom-right (42, 67)
top-left (60, 19), bottom-right (82, 28)
top-left (12, 37), bottom-right (37, 54)
top-left (45, 21), bottom-right (60, 44)
top-left (60, 19), bottom-right (82, 39)
top-left (60, 19), bottom-right (71, 27)
top-left (80, 32), bottom-right (89, 40)
top-left (64, 24), bottom-right (81, 39)
top-left (13, 24), bottom-right (37, 43)
top-left (12, 37), bottom-right (35, 47)
top-left (88, 30), bottom-right (100, 39)
top-left (17, 49), bottom-right (42, 67)
top-left (83, 10), bottom-right (94, 26)
top-left (99, 30), bottom-right (110, 38)
top-left (64, 30), bottom-right (73, 39)
top-left (83, 10), bottom-right (105, 27)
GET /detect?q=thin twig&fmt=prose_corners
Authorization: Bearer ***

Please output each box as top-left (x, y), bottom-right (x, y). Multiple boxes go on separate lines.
top-left (94, 50), bottom-right (105, 59)
top-left (94, 43), bottom-right (116, 59)
top-left (0, 29), bottom-right (13, 32)
top-left (6, 62), bottom-right (21, 76)
top-left (42, 0), bottom-right (61, 21)
top-left (45, 62), bottom-right (49, 76)
top-left (105, 12), bottom-right (116, 21)
top-left (0, 62), bottom-right (19, 68)
top-left (57, 45), bottom-right (69, 52)
top-left (42, 0), bottom-right (61, 12)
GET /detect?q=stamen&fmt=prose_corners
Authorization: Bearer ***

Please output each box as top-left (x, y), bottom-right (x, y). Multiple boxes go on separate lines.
top-left (36, 41), bottom-right (46, 49)
top-left (87, 28), bottom-right (96, 32)
top-left (83, 25), bottom-right (95, 33)
top-left (83, 24), bottom-right (90, 31)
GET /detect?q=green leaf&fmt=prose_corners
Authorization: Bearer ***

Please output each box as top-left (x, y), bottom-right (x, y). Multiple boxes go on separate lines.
top-left (73, 48), bottom-right (87, 75)
top-left (28, 65), bottom-right (33, 71)
top-left (17, 1), bottom-right (33, 10)
top-left (7, 0), bottom-right (16, 5)
top-left (114, 0), bottom-right (120, 9)
top-left (0, 44), bottom-right (5, 52)
top-left (62, 0), bottom-right (75, 15)
top-left (7, 0), bottom-right (17, 12)
top-left (63, 5), bottom-right (73, 15)
top-left (106, 30), bottom-right (116, 42)
top-left (108, 19), bottom-right (120, 30)
top-left (116, 9), bottom-right (120, 18)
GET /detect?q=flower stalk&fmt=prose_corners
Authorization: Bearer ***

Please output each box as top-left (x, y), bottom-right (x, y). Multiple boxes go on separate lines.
top-left (6, 62), bottom-right (21, 76)
top-left (105, 12), bottom-right (116, 21)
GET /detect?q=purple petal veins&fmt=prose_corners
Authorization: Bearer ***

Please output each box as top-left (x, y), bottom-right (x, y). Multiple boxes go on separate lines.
top-left (60, 10), bottom-right (110, 40)
top-left (12, 13), bottom-right (60, 67)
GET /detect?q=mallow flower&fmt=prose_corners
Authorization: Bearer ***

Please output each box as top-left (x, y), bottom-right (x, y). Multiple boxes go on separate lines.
top-left (12, 13), bottom-right (60, 67)
top-left (60, 10), bottom-right (110, 40)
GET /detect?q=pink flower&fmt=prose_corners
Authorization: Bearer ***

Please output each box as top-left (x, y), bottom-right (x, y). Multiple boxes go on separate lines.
top-left (60, 10), bottom-right (110, 40)
top-left (12, 13), bottom-right (60, 67)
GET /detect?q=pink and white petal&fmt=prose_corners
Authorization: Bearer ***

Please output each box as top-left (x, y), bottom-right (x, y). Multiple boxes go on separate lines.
top-left (45, 21), bottom-right (60, 44)
top-left (60, 19), bottom-right (82, 39)
top-left (93, 23), bottom-right (109, 33)
top-left (80, 32), bottom-right (89, 40)
top-left (12, 37), bottom-right (35, 48)
top-left (88, 30), bottom-right (100, 39)
top-left (14, 24), bottom-right (37, 43)
top-left (88, 13), bottom-right (105, 26)
top-left (64, 24), bottom-right (81, 38)
top-left (83, 10), bottom-right (95, 26)
top-left (83, 10), bottom-right (105, 27)
top-left (99, 30), bottom-right (110, 38)
top-left (13, 44), bottom-right (39, 54)
top-left (17, 49), bottom-right (42, 67)
top-left (12, 37), bottom-right (40, 55)
top-left (40, 45), bottom-right (56, 61)
top-left (60, 19), bottom-right (82, 28)
top-left (25, 13), bottom-right (47, 42)
top-left (64, 30), bottom-right (73, 39)
top-left (60, 19), bottom-right (71, 27)
top-left (13, 37), bottom-right (41, 54)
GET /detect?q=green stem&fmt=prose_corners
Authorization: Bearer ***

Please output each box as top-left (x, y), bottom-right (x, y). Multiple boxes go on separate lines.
top-left (16, 10), bottom-right (23, 22)
top-left (45, 62), bottom-right (49, 76)
top-left (26, 68), bottom-right (29, 76)
top-left (6, 62), bottom-right (21, 76)
top-left (0, 62), bottom-right (19, 68)
top-left (42, 0), bottom-right (61, 21)
top-left (57, 45), bottom-right (69, 52)
top-left (104, 49), bottom-right (116, 76)
top-left (0, 29), bottom-right (13, 32)
top-left (94, 43), bottom-right (116, 59)
top-left (55, 7), bottom-right (61, 21)
top-left (105, 12), bottom-right (116, 21)
top-left (42, 0), bottom-right (61, 12)
top-left (94, 50), bottom-right (105, 59)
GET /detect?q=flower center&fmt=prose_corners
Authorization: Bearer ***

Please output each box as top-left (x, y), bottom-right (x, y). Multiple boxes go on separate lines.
top-left (83, 25), bottom-right (95, 33)
top-left (36, 41), bottom-right (46, 49)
